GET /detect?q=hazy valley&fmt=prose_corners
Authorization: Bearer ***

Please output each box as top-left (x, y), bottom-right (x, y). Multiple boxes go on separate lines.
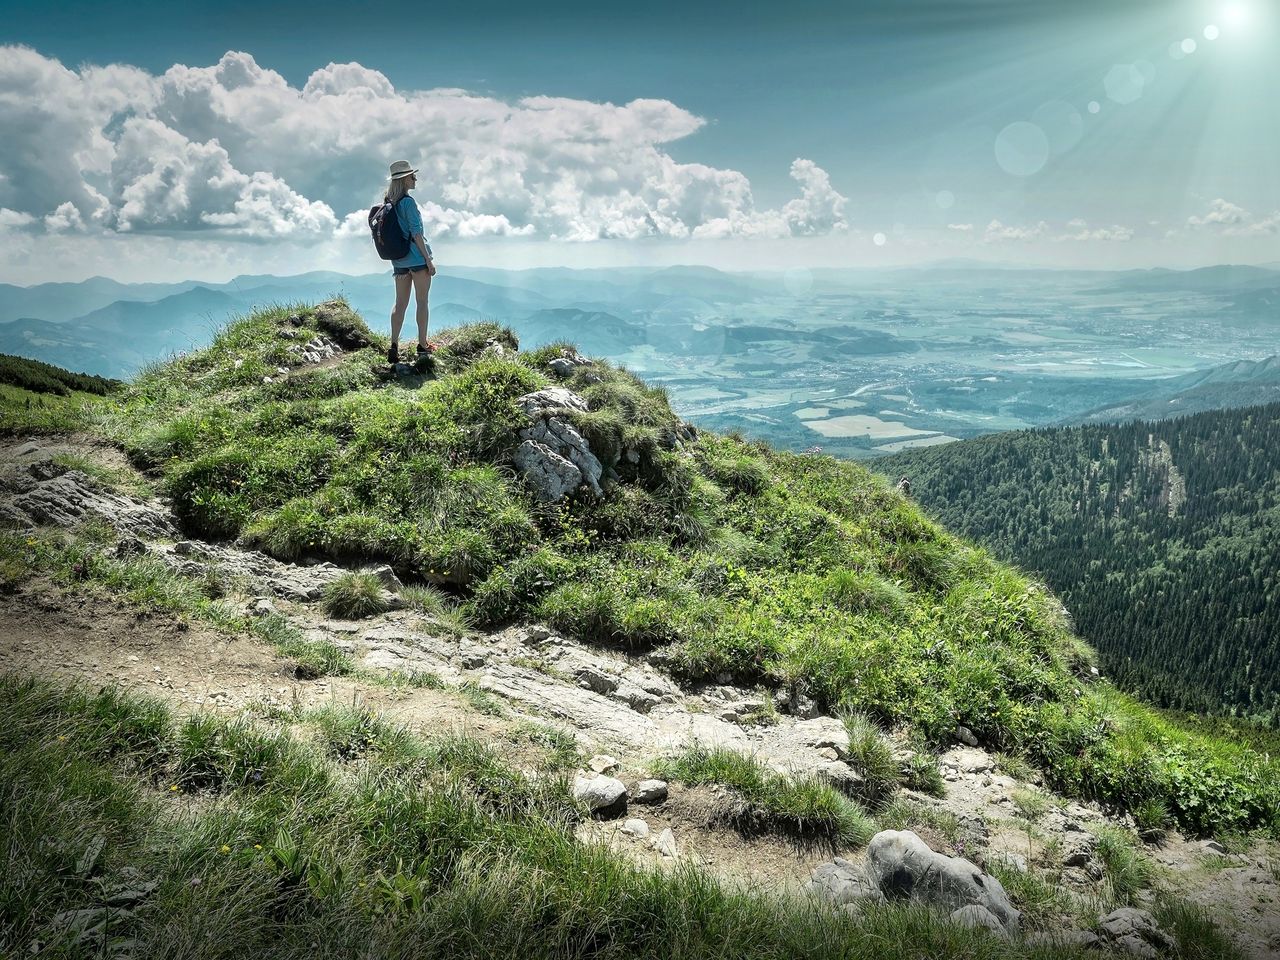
top-left (4, 264), bottom-right (1279, 457)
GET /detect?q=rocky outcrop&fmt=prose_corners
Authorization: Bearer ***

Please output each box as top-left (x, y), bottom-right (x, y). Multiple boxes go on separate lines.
top-left (283, 333), bottom-right (343, 365)
top-left (0, 463), bottom-right (176, 539)
top-left (513, 388), bottom-right (605, 501)
top-left (864, 830), bottom-right (1020, 932)
top-left (164, 540), bottom-right (345, 602)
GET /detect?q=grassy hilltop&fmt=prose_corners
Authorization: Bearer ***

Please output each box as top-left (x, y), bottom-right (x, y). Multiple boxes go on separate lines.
top-left (24, 297), bottom-right (1259, 839)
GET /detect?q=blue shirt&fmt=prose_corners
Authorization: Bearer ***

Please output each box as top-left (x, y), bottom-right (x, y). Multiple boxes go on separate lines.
top-left (392, 195), bottom-right (432, 269)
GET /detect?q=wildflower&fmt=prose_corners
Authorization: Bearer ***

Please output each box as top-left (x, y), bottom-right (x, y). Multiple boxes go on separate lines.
top-left (56, 735), bottom-right (66, 742)
top-left (254, 844), bottom-right (263, 850)
top-left (170, 784), bottom-right (180, 792)
top-left (220, 844), bottom-right (231, 853)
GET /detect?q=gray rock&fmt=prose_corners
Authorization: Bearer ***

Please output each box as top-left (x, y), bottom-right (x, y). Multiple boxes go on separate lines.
top-left (943, 747), bottom-right (995, 774)
top-left (1061, 832), bottom-right (1098, 868)
top-left (573, 773), bottom-right (627, 813)
top-left (512, 439), bottom-right (584, 502)
top-left (576, 666), bottom-right (620, 694)
top-left (949, 905), bottom-right (1008, 937)
top-left (621, 818), bottom-right (649, 839)
top-left (520, 418), bottom-right (604, 496)
top-left (956, 726), bottom-right (979, 747)
top-left (2, 470), bottom-right (176, 539)
top-left (1097, 908), bottom-right (1175, 955)
top-left (482, 666), bottom-right (661, 748)
top-left (367, 564), bottom-right (403, 591)
top-left (865, 830), bottom-right (1020, 931)
top-left (588, 754), bottom-right (619, 774)
top-left (250, 598), bottom-right (277, 617)
top-left (653, 827), bottom-right (678, 858)
top-left (809, 860), bottom-right (887, 907)
top-left (513, 388), bottom-right (605, 500)
top-left (517, 387), bottom-right (591, 416)
top-left (1199, 839), bottom-right (1227, 856)
top-left (161, 542), bottom-right (343, 601)
top-left (632, 779), bottom-right (668, 804)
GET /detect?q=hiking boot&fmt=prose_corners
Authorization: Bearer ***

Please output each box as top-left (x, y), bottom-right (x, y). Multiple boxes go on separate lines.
top-left (387, 342), bottom-right (399, 363)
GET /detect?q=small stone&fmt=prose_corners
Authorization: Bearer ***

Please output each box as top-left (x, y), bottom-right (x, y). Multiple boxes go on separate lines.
top-left (588, 754), bottom-right (620, 774)
top-left (367, 564), bottom-right (403, 591)
top-left (573, 774), bottom-right (626, 813)
top-left (621, 818), bottom-right (650, 839)
top-left (956, 726), bottom-right (979, 747)
top-left (653, 828), bottom-right (677, 858)
top-left (632, 779), bottom-right (668, 804)
top-left (250, 598), bottom-right (277, 617)
top-left (233, 358), bottom-right (244, 369)
top-left (1200, 840), bottom-right (1227, 856)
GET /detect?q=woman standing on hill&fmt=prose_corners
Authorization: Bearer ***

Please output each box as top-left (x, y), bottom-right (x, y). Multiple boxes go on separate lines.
top-left (385, 160), bottom-right (436, 364)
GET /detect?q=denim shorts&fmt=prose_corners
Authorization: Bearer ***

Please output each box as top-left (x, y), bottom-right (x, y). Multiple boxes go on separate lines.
top-left (393, 262), bottom-right (431, 276)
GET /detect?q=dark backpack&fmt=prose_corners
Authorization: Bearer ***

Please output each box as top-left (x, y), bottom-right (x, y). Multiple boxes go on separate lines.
top-left (368, 197), bottom-right (412, 260)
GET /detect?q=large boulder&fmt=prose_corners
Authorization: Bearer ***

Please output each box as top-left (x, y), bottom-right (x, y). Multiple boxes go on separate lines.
top-left (513, 388), bottom-right (604, 501)
top-left (865, 830), bottom-right (1020, 931)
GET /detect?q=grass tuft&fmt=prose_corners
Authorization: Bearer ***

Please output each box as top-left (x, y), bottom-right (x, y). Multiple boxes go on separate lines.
top-left (653, 744), bottom-right (874, 847)
top-left (838, 711), bottom-right (901, 805)
top-left (322, 570), bottom-right (391, 619)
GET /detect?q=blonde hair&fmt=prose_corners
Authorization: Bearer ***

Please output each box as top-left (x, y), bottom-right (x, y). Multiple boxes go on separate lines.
top-left (384, 174), bottom-right (413, 204)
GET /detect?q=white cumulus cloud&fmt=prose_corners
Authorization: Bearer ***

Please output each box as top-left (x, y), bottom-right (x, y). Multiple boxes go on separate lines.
top-left (0, 46), bottom-right (850, 246)
top-left (984, 219), bottom-right (1048, 243)
top-left (1188, 199), bottom-right (1248, 229)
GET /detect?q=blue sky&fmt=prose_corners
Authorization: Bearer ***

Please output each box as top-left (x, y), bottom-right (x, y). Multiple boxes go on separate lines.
top-left (1, 0), bottom-right (1276, 282)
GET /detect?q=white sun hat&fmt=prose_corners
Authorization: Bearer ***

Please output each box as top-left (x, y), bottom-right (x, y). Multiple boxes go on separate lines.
top-left (388, 160), bottom-right (419, 180)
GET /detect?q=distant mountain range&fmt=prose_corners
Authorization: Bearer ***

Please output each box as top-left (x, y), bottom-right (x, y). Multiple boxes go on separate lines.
top-left (3, 263), bottom-right (1279, 417)
top-left (1068, 354), bottom-right (1280, 424)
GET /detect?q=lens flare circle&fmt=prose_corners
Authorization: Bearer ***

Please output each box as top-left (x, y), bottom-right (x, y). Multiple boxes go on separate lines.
top-left (994, 121), bottom-right (1050, 176)
top-left (1105, 64), bottom-right (1145, 104)
top-left (873, 232), bottom-right (887, 246)
top-left (935, 190), bottom-right (956, 210)
top-left (1181, 38), bottom-right (1198, 53)
top-left (1088, 100), bottom-right (1101, 114)
top-left (1204, 24), bottom-right (1220, 39)
top-left (1032, 100), bottom-right (1084, 155)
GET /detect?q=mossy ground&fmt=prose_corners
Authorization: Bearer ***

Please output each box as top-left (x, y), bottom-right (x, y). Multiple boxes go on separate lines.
top-left (10, 298), bottom-right (1280, 837)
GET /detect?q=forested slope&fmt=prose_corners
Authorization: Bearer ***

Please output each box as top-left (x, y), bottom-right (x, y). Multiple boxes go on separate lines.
top-left (878, 404), bottom-right (1280, 721)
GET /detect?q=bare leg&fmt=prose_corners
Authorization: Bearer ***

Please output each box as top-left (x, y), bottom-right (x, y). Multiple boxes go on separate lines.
top-left (412, 268), bottom-right (432, 348)
top-left (390, 272), bottom-right (413, 347)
